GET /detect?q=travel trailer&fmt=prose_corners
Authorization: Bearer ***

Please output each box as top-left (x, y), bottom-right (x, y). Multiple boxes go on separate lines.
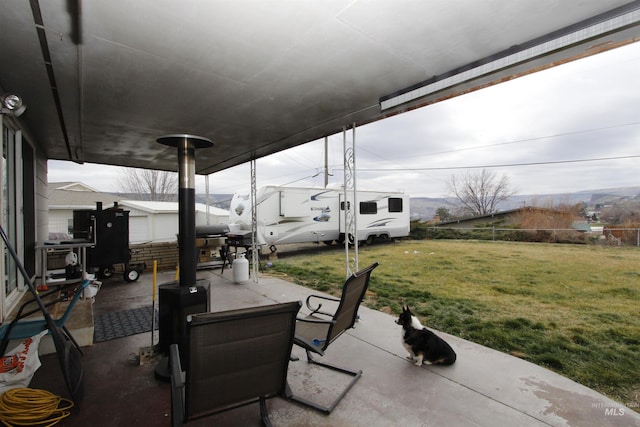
top-left (229, 186), bottom-right (410, 250)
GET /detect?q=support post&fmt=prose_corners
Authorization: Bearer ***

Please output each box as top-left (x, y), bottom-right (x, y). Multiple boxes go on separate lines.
top-left (343, 124), bottom-right (358, 277)
top-left (324, 136), bottom-right (329, 188)
top-left (250, 159), bottom-right (259, 282)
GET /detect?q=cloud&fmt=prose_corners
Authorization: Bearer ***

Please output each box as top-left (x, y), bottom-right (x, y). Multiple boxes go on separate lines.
top-left (48, 161), bottom-right (124, 192)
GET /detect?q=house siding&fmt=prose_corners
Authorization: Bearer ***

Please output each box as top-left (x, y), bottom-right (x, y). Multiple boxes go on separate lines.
top-left (49, 209), bottom-right (73, 236)
top-left (36, 154), bottom-right (49, 244)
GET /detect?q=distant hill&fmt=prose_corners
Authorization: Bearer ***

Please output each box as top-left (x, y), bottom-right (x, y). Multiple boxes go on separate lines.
top-left (409, 197), bottom-right (456, 221)
top-left (197, 194), bottom-right (233, 209)
top-left (114, 186), bottom-right (640, 221)
top-left (410, 186), bottom-right (640, 221)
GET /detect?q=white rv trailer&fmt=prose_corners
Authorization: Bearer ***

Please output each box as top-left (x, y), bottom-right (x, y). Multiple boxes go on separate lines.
top-left (229, 185), bottom-right (410, 250)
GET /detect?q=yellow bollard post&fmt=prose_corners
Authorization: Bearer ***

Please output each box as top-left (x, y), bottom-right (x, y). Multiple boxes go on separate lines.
top-left (139, 260), bottom-right (160, 365)
top-left (152, 260), bottom-right (157, 345)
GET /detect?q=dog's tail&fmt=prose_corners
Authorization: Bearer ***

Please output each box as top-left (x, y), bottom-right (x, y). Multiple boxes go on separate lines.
top-left (433, 356), bottom-right (455, 365)
top-left (434, 350), bottom-right (456, 365)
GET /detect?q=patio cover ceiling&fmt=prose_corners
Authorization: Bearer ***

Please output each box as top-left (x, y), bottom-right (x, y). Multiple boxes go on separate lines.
top-left (1, 0), bottom-right (640, 175)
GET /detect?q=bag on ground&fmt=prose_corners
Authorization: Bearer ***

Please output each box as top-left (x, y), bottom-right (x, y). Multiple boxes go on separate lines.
top-left (0, 330), bottom-right (47, 393)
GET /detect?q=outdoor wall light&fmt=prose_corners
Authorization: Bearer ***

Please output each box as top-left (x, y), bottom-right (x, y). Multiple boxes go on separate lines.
top-left (0, 94), bottom-right (27, 117)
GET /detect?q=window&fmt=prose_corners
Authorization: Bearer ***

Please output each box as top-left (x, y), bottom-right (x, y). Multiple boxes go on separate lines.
top-left (2, 122), bottom-right (19, 304)
top-left (389, 197), bottom-right (403, 213)
top-left (1, 119), bottom-right (32, 321)
top-left (340, 201), bottom-right (350, 210)
top-left (360, 201), bottom-right (377, 215)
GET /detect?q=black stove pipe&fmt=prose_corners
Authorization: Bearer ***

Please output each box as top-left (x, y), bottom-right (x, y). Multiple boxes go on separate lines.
top-left (177, 140), bottom-right (197, 286)
top-left (157, 134), bottom-right (213, 286)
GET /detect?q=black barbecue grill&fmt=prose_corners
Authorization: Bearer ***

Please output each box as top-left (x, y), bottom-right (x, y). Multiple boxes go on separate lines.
top-left (225, 231), bottom-right (252, 248)
top-left (195, 224), bottom-right (230, 239)
top-left (193, 225), bottom-right (231, 270)
top-left (72, 202), bottom-right (145, 282)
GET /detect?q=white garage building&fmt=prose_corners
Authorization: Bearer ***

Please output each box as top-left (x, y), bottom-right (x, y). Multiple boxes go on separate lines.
top-left (119, 200), bottom-right (229, 244)
top-left (48, 182), bottom-right (229, 244)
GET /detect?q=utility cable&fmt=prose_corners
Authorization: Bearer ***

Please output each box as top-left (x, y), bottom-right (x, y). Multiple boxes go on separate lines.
top-left (352, 154), bottom-right (640, 172)
top-left (409, 122), bottom-right (640, 159)
top-left (0, 388), bottom-right (73, 427)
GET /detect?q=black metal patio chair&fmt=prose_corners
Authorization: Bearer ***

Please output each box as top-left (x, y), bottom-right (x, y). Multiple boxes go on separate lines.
top-left (170, 301), bottom-right (302, 426)
top-left (289, 262), bottom-right (379, 414)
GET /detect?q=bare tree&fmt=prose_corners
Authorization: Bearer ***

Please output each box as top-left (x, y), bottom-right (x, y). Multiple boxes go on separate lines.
top-left (118, 168), bottom-right (178, 201)
top-left (447, 169), bottom-right (515, 216)
top-left (435, 206), bottom-right (454, 222)
top-left (600, 200), bottom-right (640, 225)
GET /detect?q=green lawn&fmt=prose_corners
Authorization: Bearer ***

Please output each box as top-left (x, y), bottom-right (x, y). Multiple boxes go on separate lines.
top-left (266, 240), bottom-right (640, 410)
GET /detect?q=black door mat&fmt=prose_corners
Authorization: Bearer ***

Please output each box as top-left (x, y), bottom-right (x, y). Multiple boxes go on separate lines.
top-left (94, 306), bottom-right (158, 343)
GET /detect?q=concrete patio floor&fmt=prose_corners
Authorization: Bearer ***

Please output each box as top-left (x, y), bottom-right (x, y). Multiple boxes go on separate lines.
top-left (29, 266), bottom-right (640, 426)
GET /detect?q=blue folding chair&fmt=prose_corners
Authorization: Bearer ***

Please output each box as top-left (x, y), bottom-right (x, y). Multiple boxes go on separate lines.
top-left (0, 225), bottom-right (85, 404)
top-left (0, 279), bottom-right (91, 356)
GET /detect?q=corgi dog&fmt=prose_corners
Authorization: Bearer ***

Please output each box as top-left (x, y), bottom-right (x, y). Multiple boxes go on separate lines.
top-left (395, 306), bottom-right (456, 366)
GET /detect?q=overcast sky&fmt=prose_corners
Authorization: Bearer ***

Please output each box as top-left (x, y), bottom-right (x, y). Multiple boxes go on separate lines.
top-left (48, 41), bottom-right (640, 199)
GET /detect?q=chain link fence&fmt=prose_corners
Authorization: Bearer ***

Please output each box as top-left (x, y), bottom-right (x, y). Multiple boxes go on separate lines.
top-left (415, 226), bottom-right (640, 247)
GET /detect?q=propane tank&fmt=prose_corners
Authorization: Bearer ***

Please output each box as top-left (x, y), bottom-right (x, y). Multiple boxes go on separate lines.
top-left (232, 252), bottom-right (249, 284)
top-left (64, 251), bottom-right (81, 280)
top-left (65, 251), bottom-right (78, 266)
